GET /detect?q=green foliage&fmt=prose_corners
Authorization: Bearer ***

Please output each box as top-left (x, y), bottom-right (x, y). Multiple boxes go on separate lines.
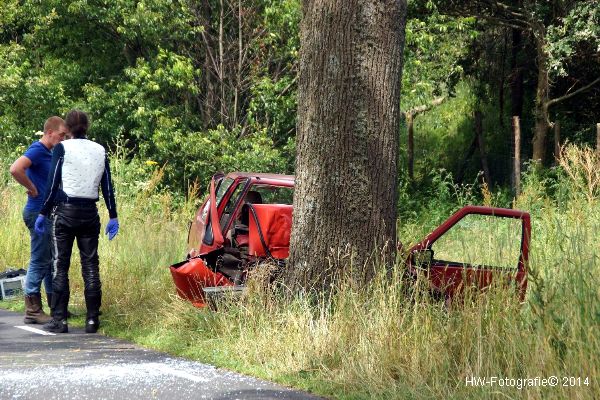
top-left (402, 11), bottom-right (475, 109)
top-left (149, 127), bottom-right (288, 191)
top-left (0, 41), bottom-right (70, 154)
top-left (247, 75), bottom-right (297, 147)
top-left (82, 48), bottom-right (201, 146)
top-left (0, 0), bottom-right (296, 192)
top-left (399, 81), bottom-right (483, 186)
top-left (547, 3), bottom-right (600, 78)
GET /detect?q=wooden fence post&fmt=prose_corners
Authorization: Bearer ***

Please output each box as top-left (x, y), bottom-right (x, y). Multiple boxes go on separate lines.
top-left (512, 116), bottom-right (521, 196)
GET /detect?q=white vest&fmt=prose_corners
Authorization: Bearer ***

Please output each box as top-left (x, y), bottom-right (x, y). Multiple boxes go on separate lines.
top-left (61, 139), bottom-right (106, 199)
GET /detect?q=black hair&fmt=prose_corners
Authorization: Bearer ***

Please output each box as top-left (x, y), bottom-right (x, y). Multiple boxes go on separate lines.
top-left (65, 109), bottom-right (89, 138)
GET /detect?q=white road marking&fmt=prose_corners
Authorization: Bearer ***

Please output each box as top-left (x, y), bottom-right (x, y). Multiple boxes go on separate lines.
top-left (15, 325), bottom-right (56, 336)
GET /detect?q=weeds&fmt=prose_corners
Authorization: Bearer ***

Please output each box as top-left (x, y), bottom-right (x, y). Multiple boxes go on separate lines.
top-left (1, 147), bottom-right (599, 399)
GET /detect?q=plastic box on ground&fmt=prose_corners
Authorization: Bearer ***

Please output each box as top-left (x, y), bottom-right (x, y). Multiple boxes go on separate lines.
top-left (0, 275), bottom-right (26, 300)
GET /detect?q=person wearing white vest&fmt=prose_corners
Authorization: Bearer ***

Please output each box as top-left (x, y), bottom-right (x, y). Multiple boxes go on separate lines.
top-left (36, 109), bottom-right (119, 334)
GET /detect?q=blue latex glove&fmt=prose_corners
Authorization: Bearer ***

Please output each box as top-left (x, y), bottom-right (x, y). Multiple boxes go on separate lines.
top-left (34, 215), bottom-right (46, 235)
top-left (105, 218), bottom-right (119, 240)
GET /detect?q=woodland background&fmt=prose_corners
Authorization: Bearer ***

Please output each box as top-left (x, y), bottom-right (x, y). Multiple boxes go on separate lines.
top-left (1, 2), bottom-right (600, 399)
top-left (2, 0), bottom-right (598, 210)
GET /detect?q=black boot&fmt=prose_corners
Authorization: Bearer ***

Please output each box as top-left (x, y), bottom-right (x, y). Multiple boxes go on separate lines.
top-left (47, 293), bottom-right (73, 319)
top-left (43, 318), bottom-right (68, 333)
top-left (84, 291), bottom-right (102, 334)
top-left (85, 317), bottom-right (100, 333)
top-left (44, 290), bottom-right (69, 333)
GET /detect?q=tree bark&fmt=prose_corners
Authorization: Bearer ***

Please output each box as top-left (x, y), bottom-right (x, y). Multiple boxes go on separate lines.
top-left (513, 116), bottom-right (521, 196)
top-left (407, 114), bottom-right (414, 181)
top-left (203, 51), bottom-right (218, 128)
top-left (553, 121), bottom-right (560, 163)
top-left (499, 30), bottom-right (507, 128)
top-left (532, 25), bottom-right (550, 163)
top-left (219, 0), bottom-right (227, 125)
top-left (509, 28), bottom-right (524, 118)
top-left (233, 0), bottom-right (242, 127)
top-left (475, 110), bottom-right (491, 185)
top-left (597, 123), bottom-right (600, 159)
top-left (456, 133), bottom-right (478, 183)
top-left (403, 96), bottom-right (445, 183)
top-left (287, 0), bottom-right (407, 291)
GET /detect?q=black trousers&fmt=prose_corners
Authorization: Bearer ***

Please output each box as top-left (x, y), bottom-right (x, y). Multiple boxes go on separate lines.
top-left (50, 203), bottom-right (102, 320)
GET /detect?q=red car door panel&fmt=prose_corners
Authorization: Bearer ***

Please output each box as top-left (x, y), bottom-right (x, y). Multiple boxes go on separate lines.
top-left (409, 206), bottom-right (530, 300)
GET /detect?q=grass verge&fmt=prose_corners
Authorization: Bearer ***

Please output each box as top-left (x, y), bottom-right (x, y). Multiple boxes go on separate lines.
top-left (1, 146), bottom-right (599, 399)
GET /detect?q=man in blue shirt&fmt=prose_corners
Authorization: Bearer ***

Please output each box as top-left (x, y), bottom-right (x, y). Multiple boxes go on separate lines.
top-left (9, 117), bottom-right (68, 324)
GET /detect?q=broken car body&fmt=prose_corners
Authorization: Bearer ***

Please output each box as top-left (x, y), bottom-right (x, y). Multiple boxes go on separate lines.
top-left (170, 172), bottom-right (530, 307)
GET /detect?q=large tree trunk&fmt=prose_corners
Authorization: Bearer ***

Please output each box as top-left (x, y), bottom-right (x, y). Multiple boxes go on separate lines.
top-left (286, 0), bottom-right (407, 291)
top-left (532, 26), bottom-right (550, 162)
top-left (509, 28), bottom-right (524, 118)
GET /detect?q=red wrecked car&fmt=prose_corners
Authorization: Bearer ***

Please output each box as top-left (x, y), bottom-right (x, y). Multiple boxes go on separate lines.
top-left (170, 172), bottom-right (530, 307)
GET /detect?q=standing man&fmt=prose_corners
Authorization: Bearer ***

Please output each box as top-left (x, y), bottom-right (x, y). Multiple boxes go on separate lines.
top-left (37, 110), bottom-right (119, 334)
top-left (9, 117), bottom-right (68, 324)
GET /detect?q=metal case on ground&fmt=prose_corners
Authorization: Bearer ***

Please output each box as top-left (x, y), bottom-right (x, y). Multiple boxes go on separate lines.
top-left (0, 275), bottom-right (26, 300)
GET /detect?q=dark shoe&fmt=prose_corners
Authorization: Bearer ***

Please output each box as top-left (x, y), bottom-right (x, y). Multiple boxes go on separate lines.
top-left (24, 294), bottom-right (52, 324)
top-left (85, 317), bottom-right (99, 334)
top-left (42, 318), bottom-right (68, 333)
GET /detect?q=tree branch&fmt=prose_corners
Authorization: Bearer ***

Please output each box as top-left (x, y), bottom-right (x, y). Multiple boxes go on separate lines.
top-left (486, 0), bottom-right (529, 20)
top-left (403, 96), bottom-right (446, 118)
top-left (441, 1), bottom-right (531, 29)
top-left (547, 77), bottom-right (600, 108)
top-left (200, 29), bottom-right (220, 78)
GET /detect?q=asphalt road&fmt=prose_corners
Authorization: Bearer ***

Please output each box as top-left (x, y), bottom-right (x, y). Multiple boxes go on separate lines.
top-left (0, 309), bottom-right (322, 400)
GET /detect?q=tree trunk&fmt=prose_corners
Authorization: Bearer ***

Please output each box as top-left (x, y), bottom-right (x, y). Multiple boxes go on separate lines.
top-left (219, 0), bottom-right (227, 126)
top-left (203, 52), bottom-right (218, 128)
top-left (475, 111), bottom-right (491, 185)
top-left (499, 30), bottom-right (507, 128)
top-left (553, 121), bottom-right (560, 163)
top-left (510, 28), bottom-right (524, 118)
top-left (403, 96), bottom-right (444, 183)
top-left (456, 133), bottom-right (478, 183)
top-left (512, 116), bottom-right (521, 196)
top-left (532, 26), bottom-right (550, 163)
top-left (287, 0), bottom-right (407, 291)
top-left (407, 114), bottom-right (414, 182)
top-left (596, 123), bottom-right (600, 159)
top-left (233, 0), bottom-right (242, 127)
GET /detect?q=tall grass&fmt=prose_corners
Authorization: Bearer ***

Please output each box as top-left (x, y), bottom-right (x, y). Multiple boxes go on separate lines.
top-left (1, 145), bottom-right (599, 399)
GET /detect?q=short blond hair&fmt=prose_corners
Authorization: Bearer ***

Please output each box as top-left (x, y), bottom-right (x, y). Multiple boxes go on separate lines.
top-left (43, 116), bottom-right (65, 134)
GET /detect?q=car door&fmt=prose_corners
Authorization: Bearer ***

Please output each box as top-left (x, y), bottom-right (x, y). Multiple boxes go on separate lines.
top-left (187, 173), bottom-right (228, 257)
top-left (408, 206), bottom-right (531, 301)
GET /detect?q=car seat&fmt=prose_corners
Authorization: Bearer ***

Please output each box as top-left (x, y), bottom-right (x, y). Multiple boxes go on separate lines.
top-left (240, 190), bottom-right (262, 226)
